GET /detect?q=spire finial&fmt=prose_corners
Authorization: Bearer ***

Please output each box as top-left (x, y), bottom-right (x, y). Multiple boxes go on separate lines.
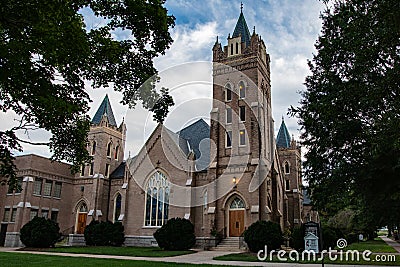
top-left (240, 2), bottom-right (243, 13)
top-left (282, 115), bottom-right (284, 122)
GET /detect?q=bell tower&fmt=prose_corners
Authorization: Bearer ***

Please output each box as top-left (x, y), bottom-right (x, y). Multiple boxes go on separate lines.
top-left (207, 7), bottom-right (282, 236)
top-left (210, 8), bottom-right (273, 173)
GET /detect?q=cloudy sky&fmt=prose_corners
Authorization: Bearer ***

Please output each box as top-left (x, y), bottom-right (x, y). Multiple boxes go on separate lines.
top-left (3, 0), bottom-right (326, 159)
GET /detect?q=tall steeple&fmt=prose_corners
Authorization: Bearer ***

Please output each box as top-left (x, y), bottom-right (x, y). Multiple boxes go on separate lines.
top-left (276, 117), bottom-right (291, 148)
top-left (232, 4), bottom-right (251, 47)
top-left (91, 94), bottom-right (117, 127)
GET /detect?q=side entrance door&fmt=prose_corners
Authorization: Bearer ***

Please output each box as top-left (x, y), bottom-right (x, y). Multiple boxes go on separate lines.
top-left (229, 210), bottom-right (245, 237)
top-left (0, 223), bottom-right (7, 246)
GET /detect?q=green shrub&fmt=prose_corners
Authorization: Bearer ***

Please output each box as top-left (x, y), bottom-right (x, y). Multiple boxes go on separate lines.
top-left (20, 216), bottom-right (60, 248)
top-left (153, 218), bottom-right (195, 250)
top-left (345, 232), bottom-right (358, 244)
top-left (290, 225), bottom-right (305, 250)
top-left (322, 226), bottom-right (338, 250)
top-left (244, 220), bottom-right (283, 253)
top-left (84, 220), bottom-right (125, 246)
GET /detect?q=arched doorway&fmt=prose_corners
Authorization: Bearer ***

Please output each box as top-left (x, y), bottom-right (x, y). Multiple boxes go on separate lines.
top-left (75, 202), bottom-right (88, 234)
top-left (228, 196), bottom-right (245, 237)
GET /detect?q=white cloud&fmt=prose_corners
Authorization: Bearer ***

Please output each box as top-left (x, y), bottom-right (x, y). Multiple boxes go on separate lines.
top-left (1, 0), bottom-right (326, 161)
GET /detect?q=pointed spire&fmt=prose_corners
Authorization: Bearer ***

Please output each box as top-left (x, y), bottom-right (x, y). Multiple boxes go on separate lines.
top-left (91, 94), bottom-right (117, 126)
top-left (232, 6), bottom-right (251, 46)
top-left (276, 117), bottom-right (291, 148)
top-left (240, 1), bottom-right (243, 13)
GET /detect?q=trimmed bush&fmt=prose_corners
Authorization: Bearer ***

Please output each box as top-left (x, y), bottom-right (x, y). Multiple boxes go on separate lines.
top-left (244, 220), bottom-right (283, 253)
top-left (84, 220), bottom-right (125, 246)
top-left (20, 216), bottom-right (60, 248)
top-left (321, 226), bottom-right (338, 250)
top-left (153, 218), bottom-right (195, 250)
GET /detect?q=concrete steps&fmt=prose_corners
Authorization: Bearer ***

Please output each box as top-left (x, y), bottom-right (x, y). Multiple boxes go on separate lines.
top-left (212, 237), bottom-right (244, 251)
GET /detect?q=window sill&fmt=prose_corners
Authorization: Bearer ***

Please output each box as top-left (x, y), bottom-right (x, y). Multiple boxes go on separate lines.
top-left (43, 195), bottom-right (51, 198)
top-left (33, 194), bottom-right (41, 197)
top-left (53, 197), bottom-right (61, 200)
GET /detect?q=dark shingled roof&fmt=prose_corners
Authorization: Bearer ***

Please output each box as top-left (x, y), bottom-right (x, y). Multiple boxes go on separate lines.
top-left (276, 118), bottom-right (291, 148)
top-left (91, 95), bottom-right (117, 126)
top-left (232, 11), bottom-right (251, 47)
top-left (177, 119), bottom-right (210, 171)
top-left (110, 161), bottom-right (126, 179)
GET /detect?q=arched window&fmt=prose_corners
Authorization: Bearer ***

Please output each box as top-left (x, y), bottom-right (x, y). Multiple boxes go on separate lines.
top-left (114, 193), bottom-right (122, 222)
top-left (107, 142), bottom-right (112, 157)
top-left (236, 42), bottom-right (238, 54)
top-left (225, 83), bottom-right (232, 101)
top-left (284, 161), bottom-right (290, 174)
top-left (114, 145), bottom-right (119, 160)
top-left (229, 197), bottom-right (245, 209)
top-left (79, 203), bottom-right (88, 212)
top-left (203, 190), bottom-right (208, 211)
top-left (230, 43), bottom-right (233, 55)
top-left (239, 81), bottom-right (246, 98)
top-left (144, 171), bottom-right (169, 226)
top-left (91, 141), bottom-right (96, 155)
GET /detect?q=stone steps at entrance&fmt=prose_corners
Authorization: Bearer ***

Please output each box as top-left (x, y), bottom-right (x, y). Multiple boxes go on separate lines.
top-left (212, 237), bottom-right (244, 251)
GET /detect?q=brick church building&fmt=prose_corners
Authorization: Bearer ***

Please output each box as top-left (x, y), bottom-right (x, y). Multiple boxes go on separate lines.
top-left (0, 10), bottom-right (311, 247)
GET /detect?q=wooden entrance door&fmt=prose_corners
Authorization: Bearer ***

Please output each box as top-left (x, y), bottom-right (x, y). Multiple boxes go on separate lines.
top-left (76, 213), bottom-right (87, 234)
top-left (229, 210), bottom-right (244, 237)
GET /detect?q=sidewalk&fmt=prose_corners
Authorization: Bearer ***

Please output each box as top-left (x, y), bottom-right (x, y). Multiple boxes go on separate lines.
top-left (0, 247), bottom-right (395, 267)
top-left (380, 235), bottom-right (400, 253)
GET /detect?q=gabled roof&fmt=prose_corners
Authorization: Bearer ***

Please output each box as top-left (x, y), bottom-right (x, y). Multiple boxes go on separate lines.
top-left (177, 119), bottom-right (210, 171)
top-left (232, 11), bottom-right (251, 47)
top-left (110, 161), bottom-right (126, 179)
top-left (276, 118), bottom-right (291, 148)
top-left (91, 94), bottom-right (117, 126)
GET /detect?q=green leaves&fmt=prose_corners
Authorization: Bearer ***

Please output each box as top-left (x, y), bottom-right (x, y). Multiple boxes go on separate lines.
top-left (0, 0), bottom-right (175, 190)
top-left (293, 0), bottom-right (400, 226)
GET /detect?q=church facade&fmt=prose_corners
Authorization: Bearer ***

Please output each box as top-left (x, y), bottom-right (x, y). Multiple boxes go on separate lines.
top-left (0, 11), bottom-right (310, 248)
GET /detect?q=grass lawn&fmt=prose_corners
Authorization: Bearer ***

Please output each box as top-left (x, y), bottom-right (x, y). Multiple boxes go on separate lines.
top-left (215, 252), bottom-right (400, 265)
top-left (214, 238), bottom-right (399, 265)
top-left (0, 252), bottom-right (214, 267)
top-left (342, 238), bottom-right (397, 253)
top-left (25, 246), bottom-right (194, 257)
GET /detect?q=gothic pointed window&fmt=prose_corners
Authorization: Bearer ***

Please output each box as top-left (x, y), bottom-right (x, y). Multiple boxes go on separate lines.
top-left (114, 193), bottom-right (122, 222)
top-left (239, 129), bottom-right (246, 146)
top-left (226, 108), bottom-right (232, 124)
top-left (239, 81), bottom-right (246, 98)
top-left (91, 141), bottom-right (96, 155)
top-left (230, 197), bottom-right (245, 209)
top-left (236, 42), bottom-right (239, 54)
top-left (226, 130), bottom-right (232, 148)
top-left (284, 161), bottom-right (290, 174)
top-left (144, 171), bottom-right (169, 226)
top-left (115, 145), bottom-right (119, 160)
top-left (107, 142), bottom-right (112, 157)
top-left (225, 83), bottom-right (232, 101)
